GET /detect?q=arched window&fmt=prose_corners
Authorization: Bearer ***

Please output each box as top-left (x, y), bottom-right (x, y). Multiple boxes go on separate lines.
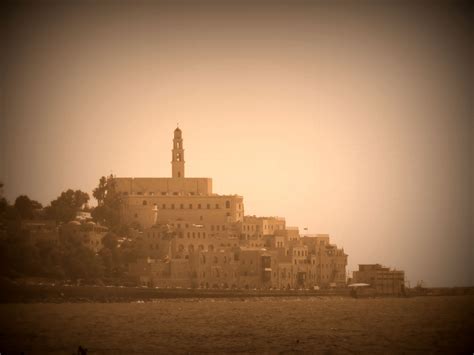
top-left (176, 153), bottom-right (181, 162)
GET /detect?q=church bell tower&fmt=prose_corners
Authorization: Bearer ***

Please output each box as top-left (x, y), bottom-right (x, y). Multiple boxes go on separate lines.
top-left (172, 127), bottom-right (185, 178)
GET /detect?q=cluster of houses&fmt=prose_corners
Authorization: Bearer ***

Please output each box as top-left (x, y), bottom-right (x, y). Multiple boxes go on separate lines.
top-left (130, 221), bottom-right (348, 290)
top-left (8, 127), bottom-right (405, 295)
top-left (120, 127), bottom-right (404, 293)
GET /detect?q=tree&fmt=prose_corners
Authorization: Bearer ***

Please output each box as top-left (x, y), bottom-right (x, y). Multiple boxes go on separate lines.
top-left (45, 189), bottom-right (90, 223)
top-left (14, 195), bottom-right (43, 220)
top-left (0, 182), bottom-right (6, 210)
top-left (91, 175), bottom-right (122, 230)
top-left (0, 183), bottom-right (10, 221)
top-left (93, 176), bottom-right (107, 206)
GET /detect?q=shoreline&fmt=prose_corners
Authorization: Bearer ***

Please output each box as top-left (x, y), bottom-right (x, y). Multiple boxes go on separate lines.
top-left (1, 280), bottom-right (473, 303)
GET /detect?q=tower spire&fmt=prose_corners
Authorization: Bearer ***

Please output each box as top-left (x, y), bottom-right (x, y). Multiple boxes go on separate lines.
top-left (172, 126), bottom-right (184, 178)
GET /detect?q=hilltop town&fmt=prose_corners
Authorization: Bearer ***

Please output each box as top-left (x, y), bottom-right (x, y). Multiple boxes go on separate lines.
top-left (0, 127), bottom-right (405, 295)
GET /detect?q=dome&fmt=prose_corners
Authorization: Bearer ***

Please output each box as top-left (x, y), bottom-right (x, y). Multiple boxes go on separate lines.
top-left (174, 126), bottom-right (182, 138)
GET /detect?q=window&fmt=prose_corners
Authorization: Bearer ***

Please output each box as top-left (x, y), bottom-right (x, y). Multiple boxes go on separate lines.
top-left (171, 204), bottom-right (175, 209)
top-left (198, 204), bottom-right (201, 209)
top-left (162, 204), bottom-right (166, 209)
top-left (187, 232), bottom-right (190, 238)
top-left (177, 172), bottom-right (181, 178)
top-left (225, 201), bottom-right (230, 208)
top-left (207, 204), bottom-right (211, 209)
top-left (215, 204), bottom-right (219, 209)
top-left (180, 204), bottom-right (184, 209)
top-left (189, 204), bottom-right (192, 209)
top-left (142, 200), bottom-right (147, 205)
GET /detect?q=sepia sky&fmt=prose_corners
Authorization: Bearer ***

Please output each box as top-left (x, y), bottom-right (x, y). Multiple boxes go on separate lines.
top-left (1, 1), bottom-right (472, 287)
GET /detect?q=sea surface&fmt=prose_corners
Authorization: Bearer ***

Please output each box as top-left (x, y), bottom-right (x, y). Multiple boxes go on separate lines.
top-left (0, 295), bottom-right (472, 354)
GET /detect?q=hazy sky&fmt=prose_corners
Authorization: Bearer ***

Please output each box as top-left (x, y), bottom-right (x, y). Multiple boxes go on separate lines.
top-left (1, 1), bottom-right (472, 287)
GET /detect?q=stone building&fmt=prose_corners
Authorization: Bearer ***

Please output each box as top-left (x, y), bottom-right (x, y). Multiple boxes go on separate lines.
top-left (353, 264), bottom-right (405, 295)
top-left (59, 220), bottom-right (108, 253)
top-left (301, 234), bottom-right (348, 287)
top-left (20, 220), bottom-right (59, 244)
top-left (126, 127), bottom-right (348, 289)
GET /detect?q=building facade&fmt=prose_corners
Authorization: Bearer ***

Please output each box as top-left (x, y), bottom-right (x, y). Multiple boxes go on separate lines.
top-left (353, 264), bottom-right (405, 295)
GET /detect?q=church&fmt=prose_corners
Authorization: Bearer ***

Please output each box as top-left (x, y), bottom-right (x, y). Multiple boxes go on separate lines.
top-left (115, 127), bottom-right (244, 235)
